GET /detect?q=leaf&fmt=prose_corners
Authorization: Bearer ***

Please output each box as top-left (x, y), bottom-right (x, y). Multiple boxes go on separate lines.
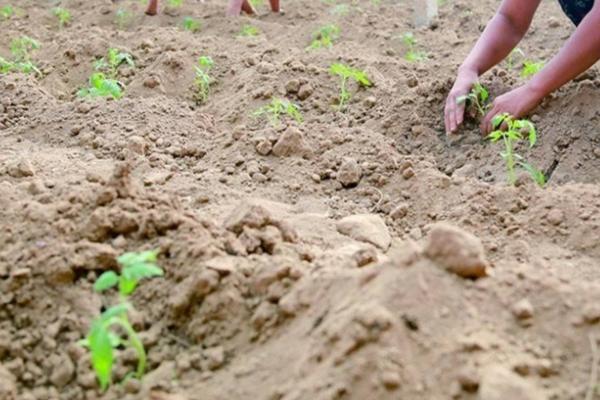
top-left (117, 250), bottom-right (159, 268)
top-left (488, 131), bottom-right (503, 142)
top-left (89, 321), bottom-right (114, 391)
top-left (519, 162), bottom-right (546, 187)
top-left (100, 303), bottom-right (131, 322)
top-left (94, 271), bottom-right (119, 292)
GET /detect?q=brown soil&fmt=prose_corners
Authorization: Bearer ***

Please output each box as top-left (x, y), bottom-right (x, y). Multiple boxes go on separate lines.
top-left (1, 0), bottom-right (600, 399)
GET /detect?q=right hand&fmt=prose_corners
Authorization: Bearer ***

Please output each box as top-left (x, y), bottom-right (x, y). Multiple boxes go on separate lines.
top-left (444, 68), bottom-right (479, 135)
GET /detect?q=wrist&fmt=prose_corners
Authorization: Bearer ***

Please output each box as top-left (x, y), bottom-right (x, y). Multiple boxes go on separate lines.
top-left (524, 79), bottom-right (550, 101)
top-left (458, 64), bottom-right (479, 77)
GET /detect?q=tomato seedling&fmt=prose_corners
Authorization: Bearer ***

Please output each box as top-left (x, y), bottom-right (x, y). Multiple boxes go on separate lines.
top-left (457, 82), bottom-right (490, 117)
top-left (0, 36), bottom-right (41, 76)
top-left (308, 24), bottom-right (340, 50)
top-left (521, 60), bottom-right (544, 78)
top-left (488, 113), bottom-right (545, 186)
top-left (0, 4), bottom-right (14, 19)
top-left (182, 16), bottom-right (201, 32)
top-left (80, 250), bottom-right (164, 391)
top-left (194, 56), bottom-right (214, 103)
top-left (95, 48), bottom-right (135, 79)
top-left (239, 24), bottom-right (260, 37)
top-left (329, 63), bottom-right (372, 110)
top-left (52, 7), bottom-right (71, 28)
top-left (115, 8), bottom-right (131, 29)
top-left (402, 32), bottom-right (426, 62)
top-left (78, 73), bottom-right (124, 99)
top-left (168, 0), bottom-right (184, 6)
top-left (253, 98), bottom-right (303, 126)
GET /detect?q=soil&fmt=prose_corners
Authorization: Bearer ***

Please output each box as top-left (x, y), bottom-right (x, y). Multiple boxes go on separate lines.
top-left (1, 0), bottom-right (600, 399)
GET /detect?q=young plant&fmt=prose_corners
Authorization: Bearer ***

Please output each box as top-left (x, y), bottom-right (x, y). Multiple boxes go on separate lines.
top-left (115, 8), bottom-right (131, 29)
top-left (0, 36), bottom-right (42, 76)
top-left (457, 82), bottom-right (490, 117)
top-left (308, 24), bottom-right (340, 50)
top-left (488, 113), bottom-right (545, 186)
top-left (194, 56), bottom-right (214, 103)
top-left (239, 24), bottom-right (260, 37)
top-left (402, 32), bottom-right (426, 62)
top-left (253, 98), bottom-right (303, 126)
top-left (95, 48), bottom-right (135, 79)
top-left (52, 7), bottom-right (71, 28)
top-left (80, 250), bottom-right (164, 391)
top-left (182, 16), bottom-right (201, 32)
top-left (521, 60), bottom-right (544, 78)
top-left (506, 47), bottom-right (524, 70)
top-left (0, 4), bottom-right (14, 19)
top-left (168, 0), bottom-right (184, 6)
top-left (77, 73), bottom-right (123, 99)
top-left (329, 63), bottom-right (372, 109)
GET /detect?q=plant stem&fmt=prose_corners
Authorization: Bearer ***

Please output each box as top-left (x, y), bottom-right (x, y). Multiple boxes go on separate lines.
top-left (115, 316), bottom-right (146, 378)
top-left (503, 134), bottom-right (516, 185)
top-left (339, 76), bottom-right (348, 109)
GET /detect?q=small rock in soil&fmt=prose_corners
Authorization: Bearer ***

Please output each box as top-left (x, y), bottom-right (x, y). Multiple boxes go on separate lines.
top-left (272, 127), bottom-right (311, 158)
top-left (511, 298), bottom-right (534, 320)
top-left (7, 158), bottom-right (35, 178)
top-left (546, 209), bottom-right (564, 226)
top-left (337, 214), bottom-right (391, 250)
top-left (338, 158), bottom-right (362, 188)
top-left (424, 223), bottom-right (488, 278)
top-left (478, 365), bottom-right (545, 400)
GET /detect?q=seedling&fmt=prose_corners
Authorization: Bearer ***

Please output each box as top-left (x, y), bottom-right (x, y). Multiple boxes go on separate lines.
top-left (168, 0), bottom-right (184, 6)
top-left (521, 60), bottom-right (544, 78)
top-left (488, 113), bottom-right (545, 186)
top-left (239, 24), bottom-right (260, 37)
top-left (0, 36), bottom-right (41, 76)
top-left (95, 48), bottom-right (135, 79)
top-left (52, 7), bottom-right (71, 28)
top-left (329, 63), bottom-right (372, 109)
top-left (0, 4), bottom-right (14, 19)
top-left (115, 8), bottom-right (131, 29)
top-left (80, 250), bottom-right (163, 391)
top-left (77, 73), bottom-right (123, 99)
top-left (253, 98), bottom-right (303, 126)
top-left (506, 47), bottom-right (524, 70)
top-left (308, 24), bottom-right (340, 50)
top-left (457, 82), bottom-right (490, 117)
top-left (182, 16), bottom-right (201, 32)
top-left (194, 56), bottom-right (214, 103)
top-left (402, 32), bottom-right (426, 62)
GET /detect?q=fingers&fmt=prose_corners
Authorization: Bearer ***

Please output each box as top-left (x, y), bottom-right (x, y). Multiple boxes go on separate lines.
top-left (481, 104), bottom-right (498, 136)
top-left (445, 94), bottom-right (461, 135)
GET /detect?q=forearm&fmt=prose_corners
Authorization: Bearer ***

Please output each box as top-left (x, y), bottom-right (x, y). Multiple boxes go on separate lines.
top-left (527, 6), bottom-right (600, 97)
top-left (460, 13), bottom-right (526, 75)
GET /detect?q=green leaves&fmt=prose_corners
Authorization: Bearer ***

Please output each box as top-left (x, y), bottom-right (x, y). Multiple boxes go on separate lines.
top-left (308, 25), bottom-right (340, 50)
top-left (458, 82), bottom-right (490, 117)
top-left (78, 72), bottom-right (123, 99)
top-left (94, 271), bottom-right (119, 292)
top-left (182, 16), bottom-right (201, 32)
top-left (0, 36), bottom-right (41, 76)
top-left (194, 56), bottom-right (214, 103)
top-left (401, 32), bottom-right (426, 62)
top-left (0, 5), bottom-right (14, 19)
top-left (52, 7), bottom-right (71, 28)
top-left (521, 60), bottom-right (544, 78)
top-left (253, 98), bottom-right (303, 126)
top-left (89, 320), bottom-right (114, 391)
top-left (239, 24), bottom-right (260, 37)
top-left (95, 48), bottom-right (135, 79)
top-left (329, 63), bottom-right (372, 110)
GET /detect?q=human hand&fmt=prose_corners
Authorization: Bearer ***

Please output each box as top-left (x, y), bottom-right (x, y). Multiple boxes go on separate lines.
top-left (481, 84), bottom-right (543, 135)
top-left (444, 67), bottom-right (479, 135)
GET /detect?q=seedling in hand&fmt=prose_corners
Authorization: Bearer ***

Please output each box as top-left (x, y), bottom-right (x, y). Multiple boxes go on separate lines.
top-left (401, 32), bottom-right (426, 62)
top-left (194, 56), bottom-right (214, 103)
top-left (488, 113), bottom-right (545, 186)
top-left (253, 98), bottom-right (303, 126)
top-left (95, 48), bottom-right (135, 79)
top-left (182, 16), bottom-right (201, 32)
top-left (80, 250), bottom-right (163, 391)
top-left (521, 60), bottom-right (544, 78)
top-left (329, 63), bottom-right (372, 110)
top-left (457, 82), bottom-right (490, 117)
top-left (77, 73), bottom-right (123, 99)
top-left (239, 24), bottom-right (260, 37)
top-left (308, 24), bottom-right (340, 50)
top-left (52, 7), bottom-right (71, 28)
top-left (0, 36), bottom-right (42, 76)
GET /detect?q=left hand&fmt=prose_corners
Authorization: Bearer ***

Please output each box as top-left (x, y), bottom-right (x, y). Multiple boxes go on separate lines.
top-left (481, 84), bottom-right (544, 135)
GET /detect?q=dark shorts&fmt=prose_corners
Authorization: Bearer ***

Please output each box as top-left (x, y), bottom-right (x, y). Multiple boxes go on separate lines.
top-left (558, 0), bottom-right (594, 25)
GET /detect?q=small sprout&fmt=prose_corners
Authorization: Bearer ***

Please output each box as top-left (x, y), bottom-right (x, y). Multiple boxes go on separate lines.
top-left (194, 56), bottom-right (214, 103)
top-left (52, 7), bottom-right (71, 28)
top-left (506, 47), bottom-right (524, 70)
top-left (457, 82), bottom-right (490, 117)
top-left (329, 63), bottom-right (372, 110)
top-left (239, 24), bottom-right (260, 37)
top-left (182, 16), bottom-right (201, 32)
top-left (168, 0), bottom-right (183, 6)
top-left (0, 5), bottom-right (14, 19)
top-left (521, 60), bottom-right (544, 78)
top-left (115, 8), bottom-right (131, 29)
top-left (308, 24), bottom-right (340, 50)
top-left (80, 250), bottom-right (163, 391)
top-left (253, 98), bottom-right (303, 126)
top-left (78, 73), bottom-right (124, 99)
top-left (95, 48), bottom-right (135, 79)
top-left (0, 36), bottom-right (42, 76)
top-left (488, 113), bottom-right (545, 186)
top-left (402, 32), bottom-right (426, 62)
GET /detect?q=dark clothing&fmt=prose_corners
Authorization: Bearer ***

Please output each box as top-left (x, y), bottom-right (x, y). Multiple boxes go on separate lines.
top-left (558, 0), bottom-right (594, 25)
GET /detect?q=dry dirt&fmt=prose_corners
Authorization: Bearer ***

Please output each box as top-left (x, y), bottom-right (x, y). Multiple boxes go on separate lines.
top-left (1, 0), bottom-right (600, 399)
